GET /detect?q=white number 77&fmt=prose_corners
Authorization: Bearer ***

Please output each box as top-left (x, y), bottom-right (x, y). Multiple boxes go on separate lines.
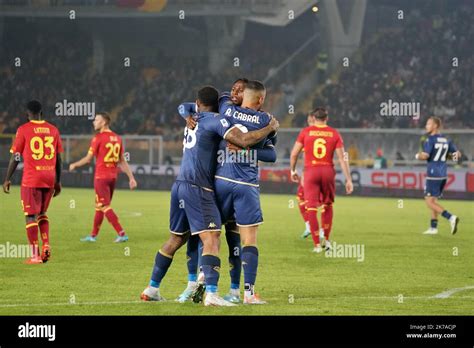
top-left (433, 143), bottom-right (449, 161)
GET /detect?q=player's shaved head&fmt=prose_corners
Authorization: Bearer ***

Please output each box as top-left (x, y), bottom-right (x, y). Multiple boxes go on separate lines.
top-left (242, 80), bottom-right (266, 110)
top-left (197, 86), bottom-right (219, 112)
top-left (26, 100), bottom-right (42, 115)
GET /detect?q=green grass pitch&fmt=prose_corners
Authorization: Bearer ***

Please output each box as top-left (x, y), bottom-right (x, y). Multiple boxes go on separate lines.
top-left (0, 187), bottom-right (473, 315)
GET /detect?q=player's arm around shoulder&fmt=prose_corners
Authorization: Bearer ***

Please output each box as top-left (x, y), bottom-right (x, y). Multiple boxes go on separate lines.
top-left (224, 115), bottom-right (280, 149)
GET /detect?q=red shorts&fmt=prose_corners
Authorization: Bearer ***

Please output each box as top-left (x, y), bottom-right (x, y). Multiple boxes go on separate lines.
top-left (304, 166), bottom-right (336, 208)
top-left (21, 186), bottom-right (54, 216)
top-left (94, 178), bottom-right (116, 207)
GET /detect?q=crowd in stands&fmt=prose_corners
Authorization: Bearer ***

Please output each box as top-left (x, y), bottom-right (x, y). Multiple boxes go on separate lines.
top-left (306, 6), bottom-right (474, 129)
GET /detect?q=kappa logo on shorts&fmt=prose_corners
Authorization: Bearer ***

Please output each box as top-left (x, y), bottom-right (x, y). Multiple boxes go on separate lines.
top-left (213, 266), bottom-right (220, 273)
top-left (208, 222), bottom-right (217, 228)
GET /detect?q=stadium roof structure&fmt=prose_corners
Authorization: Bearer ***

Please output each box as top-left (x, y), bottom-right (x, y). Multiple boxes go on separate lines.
top-left (0, 0), bottom-right (315, 25)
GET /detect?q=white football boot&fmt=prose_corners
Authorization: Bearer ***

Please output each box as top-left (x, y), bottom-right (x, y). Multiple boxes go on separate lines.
top-left (140, 286), bottom-right (165, 302)
top-left (422, 228), bottom-right (438, 235)
top-left (204, 292), bottom-right (236, 307)
top-left (449, 215), bottom-right (459, 235)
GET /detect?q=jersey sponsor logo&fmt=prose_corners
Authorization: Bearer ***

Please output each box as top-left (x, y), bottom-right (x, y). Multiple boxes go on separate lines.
top-left (224, 108), bottom-right (261, 124)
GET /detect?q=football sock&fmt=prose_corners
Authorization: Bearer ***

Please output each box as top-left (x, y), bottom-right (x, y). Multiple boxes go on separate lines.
top-left (321, 204), bottom-right (333, 240)
top-left (37, 215), bottom-right (49, 245)
top-left (242, 246), bottom-right (258, 287)
top-left (186, 234), bottom-right (200, 280)
top-left (430, 219), bottom-right (438, 229)
top-left (225, 226), bottom-right (241, 290)
top-left (201, 255), bottom-right (220, 293)
top-left (307, 208), bottom-right (320, 245)
top-left (305, 221), bottom-right (310, 232)
top-left (91, 210), bottom-right (104, 237)
top-left (298, 202), bottom-right (307, 222)
top-left (26, 221), bottom-right (40, 258)
top-left (150, 250), bottom-right (173, 288)
top-left (441, 210), bottom-right (452, 220)
top-left (104, 208), bottom-right (125, 236)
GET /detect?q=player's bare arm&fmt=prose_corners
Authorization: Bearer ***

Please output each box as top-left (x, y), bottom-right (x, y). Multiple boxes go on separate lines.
top-left (289, 141), bottom-right (304, 183)
top-left (185, 116), bottom-right (197, 130)
top-left (69, 152), bottom-right (94, 171)
top-left (415, 152), bottom-right (430, 160)
top-left (2, 153), bottom-right (20, 194)
top-left (54, 154), bottom-right (62, 197)
top-left (224, 117), bottom-right (279, 149)
top-left (335, 147), bottom-right (353, 194)
top-left (118, 156), bottom-right (137, 190)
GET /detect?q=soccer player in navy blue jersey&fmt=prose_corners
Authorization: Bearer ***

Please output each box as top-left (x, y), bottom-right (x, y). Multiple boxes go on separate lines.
top-left (416, 117), bottom-right (461, 235)
top-left (141, 86), bottom-right (279, 306)
top-left (214, 80), bottom-right (276, 304)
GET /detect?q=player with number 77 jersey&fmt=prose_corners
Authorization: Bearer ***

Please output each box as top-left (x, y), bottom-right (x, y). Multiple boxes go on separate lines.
top-left (69, 112), bottom-right (137, 243)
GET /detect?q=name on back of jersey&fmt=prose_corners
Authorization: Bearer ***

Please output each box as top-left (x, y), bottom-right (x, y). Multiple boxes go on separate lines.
top-left (224, 108), bottom-right (261, 124)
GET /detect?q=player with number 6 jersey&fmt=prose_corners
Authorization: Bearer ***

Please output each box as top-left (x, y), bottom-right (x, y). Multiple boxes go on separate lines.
top-left (69, 112), bottom-right (137, 243)
top-left (2, 100), bottom-right (63, 264)
top-left (290, 108), bottom-right (353, 253)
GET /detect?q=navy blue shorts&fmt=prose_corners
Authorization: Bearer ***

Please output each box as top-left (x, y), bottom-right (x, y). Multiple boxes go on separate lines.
top-left (169, 181), bottom-right (222, 235)
top-left (215, 178), bottom-right (263, 227)
top-left (424, 178), bottom-right (447, 198)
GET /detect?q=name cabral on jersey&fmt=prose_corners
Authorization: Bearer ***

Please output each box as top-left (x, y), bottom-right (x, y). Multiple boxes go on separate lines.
top-left (224, 108), bottom-right (261, 124)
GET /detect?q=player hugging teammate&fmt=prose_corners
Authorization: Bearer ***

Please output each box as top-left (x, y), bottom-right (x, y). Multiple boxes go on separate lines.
top-left (141, 81), bottom-right (279, 306)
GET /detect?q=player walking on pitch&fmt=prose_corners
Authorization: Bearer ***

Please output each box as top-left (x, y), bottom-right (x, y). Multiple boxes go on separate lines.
top-left (69, 112), bottom-right (137, 243)
top-left (3, 100), bottom-right (63, 264)
top-left (290, 108), bottom-right (353, 253)
top-left (416, 116), bottom-right (460, 235)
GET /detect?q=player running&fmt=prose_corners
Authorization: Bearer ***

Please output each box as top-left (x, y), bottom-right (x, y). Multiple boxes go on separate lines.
top-left (69, 112), bottom-right (137, 243)
top-left (415, 116), bottom-right (460, 235)
top-left (290, 107), bottom-right (353, 253)
top-left (140, 86), bottom-right (279, 306)
top-left (2, 100), bottom-right (63, 264)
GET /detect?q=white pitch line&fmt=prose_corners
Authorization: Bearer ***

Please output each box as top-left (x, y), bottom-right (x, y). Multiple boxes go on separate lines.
top-left (431, 285), bottom-right (474, 299)
top-left (1, 295), bottom-right (473, 308)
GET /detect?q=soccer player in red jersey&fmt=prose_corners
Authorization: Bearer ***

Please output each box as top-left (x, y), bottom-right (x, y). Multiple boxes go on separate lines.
top-left (2, 100), bottom-right (63, 264)
top-left (69, 112), bottom-right (137, 243)
top-left (290, 108), bottom-right (353, 253)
